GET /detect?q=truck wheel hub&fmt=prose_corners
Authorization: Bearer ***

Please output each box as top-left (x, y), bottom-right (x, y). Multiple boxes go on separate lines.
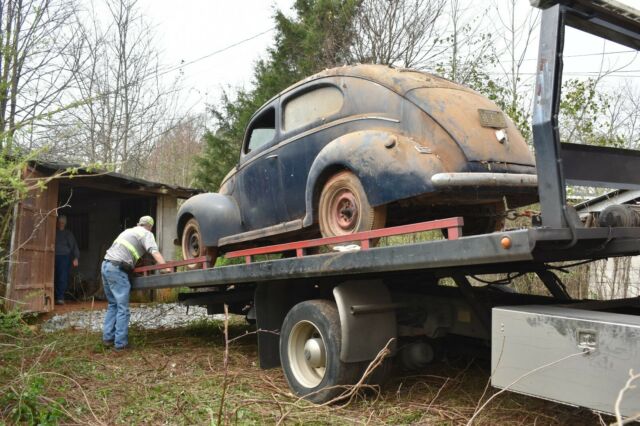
top-left (304, 338), bottom-right (326, 368)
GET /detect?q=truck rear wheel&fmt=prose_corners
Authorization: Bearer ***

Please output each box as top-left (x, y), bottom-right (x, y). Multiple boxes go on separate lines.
top-left (279, 299), bottom-right (360, 404)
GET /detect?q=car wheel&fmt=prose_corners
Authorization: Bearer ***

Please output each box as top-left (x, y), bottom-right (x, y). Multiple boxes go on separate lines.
top-left (319, 171), bottom-right (386, 239)
top-left (280, 300), bottom-right (361, 404)
top-left (181, 218), bottom-right (217, 268)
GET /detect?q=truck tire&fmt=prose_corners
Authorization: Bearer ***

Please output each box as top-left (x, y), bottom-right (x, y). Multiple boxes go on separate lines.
top-left (279, 299), bottom-right (360, 404)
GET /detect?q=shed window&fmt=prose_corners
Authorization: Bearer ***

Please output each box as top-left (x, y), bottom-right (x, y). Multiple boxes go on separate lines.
top-left (283, 86), bottom-right (343, 132)
top-left (246, 107), bottom-right (276, 153)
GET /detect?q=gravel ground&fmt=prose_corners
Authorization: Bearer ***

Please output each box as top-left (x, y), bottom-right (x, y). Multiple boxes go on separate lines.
top-left (42, 303), bottom-right (225, 332)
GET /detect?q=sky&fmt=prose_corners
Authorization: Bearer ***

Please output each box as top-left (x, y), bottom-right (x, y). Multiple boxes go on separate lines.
top-left (137, 0), bottom-right (640, 118)
top-left (138, 0), bottom-right (295, 116)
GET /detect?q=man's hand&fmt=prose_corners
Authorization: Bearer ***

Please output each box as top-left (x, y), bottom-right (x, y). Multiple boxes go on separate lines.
top-left (72, 258), bottom-right (79, 267)
top-left (150, 251), bottom-right (172, 274)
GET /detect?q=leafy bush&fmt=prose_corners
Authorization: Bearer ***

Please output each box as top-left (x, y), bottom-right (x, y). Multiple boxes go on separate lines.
top-left (0, 309), bottom-right (32, 336)
top-left (0, 375), bottom-right (64, 425)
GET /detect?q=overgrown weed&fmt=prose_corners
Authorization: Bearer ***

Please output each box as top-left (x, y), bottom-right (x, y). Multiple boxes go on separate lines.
top-left (0, 313), bottom-right (603, 425)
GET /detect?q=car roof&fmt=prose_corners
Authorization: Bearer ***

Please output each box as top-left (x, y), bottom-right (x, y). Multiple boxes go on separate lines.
top-left (252, 64), bottom-right (476, 119)
top-left (289, 64), bottom-right (473, 96)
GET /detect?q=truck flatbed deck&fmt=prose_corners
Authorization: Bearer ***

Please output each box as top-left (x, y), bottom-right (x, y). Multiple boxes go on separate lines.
top-left (133, 226), bottom-right (640, 291)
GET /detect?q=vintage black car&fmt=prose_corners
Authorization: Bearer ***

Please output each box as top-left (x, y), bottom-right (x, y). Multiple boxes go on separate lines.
top-left (178, 64), bottom-right (538, 263)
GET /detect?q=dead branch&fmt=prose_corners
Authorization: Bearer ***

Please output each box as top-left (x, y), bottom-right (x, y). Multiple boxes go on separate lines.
top-left (227, 328), bottom-right (280, 344)
top-left (216, 303), bottom-right (230, 425)
top-left (613, 369), bottom-right (640, 425)
top-left (467, 349), bottom-right (590, 425)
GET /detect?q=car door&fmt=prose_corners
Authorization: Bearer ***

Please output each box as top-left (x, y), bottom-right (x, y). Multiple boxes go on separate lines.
top-left (277, 82), bottom-right (346, 219)
top-left (236, 102), bottom-right (287, 231)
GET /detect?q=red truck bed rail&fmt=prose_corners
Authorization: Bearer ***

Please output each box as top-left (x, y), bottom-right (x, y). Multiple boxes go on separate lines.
top-left (134, 217), bottom-right (464, 275)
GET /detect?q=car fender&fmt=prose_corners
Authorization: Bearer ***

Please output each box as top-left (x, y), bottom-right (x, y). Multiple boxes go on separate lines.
top-left (176, 193), bottom-right (243, 247)
top-left (303, 130), bottom-right (446, 227)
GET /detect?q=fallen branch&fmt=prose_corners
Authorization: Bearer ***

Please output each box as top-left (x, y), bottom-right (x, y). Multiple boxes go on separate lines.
top-left (613, 369), bottom-right (640, 425)
top-left (216, 303), bottom-right (230, 425)
top-left (467, 349), bottom-right (589, 425)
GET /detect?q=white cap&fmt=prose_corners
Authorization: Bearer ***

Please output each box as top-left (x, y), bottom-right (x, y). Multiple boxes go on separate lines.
top-left (137, 216), bottom-right (154, 227)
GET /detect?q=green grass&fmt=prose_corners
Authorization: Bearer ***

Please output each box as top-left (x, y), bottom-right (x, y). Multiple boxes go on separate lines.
top-left (0, 313), bottom-right (604, 425)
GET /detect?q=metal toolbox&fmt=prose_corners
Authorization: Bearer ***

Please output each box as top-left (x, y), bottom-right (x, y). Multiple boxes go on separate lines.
top-left (492, 305), bottom-right (640, 417)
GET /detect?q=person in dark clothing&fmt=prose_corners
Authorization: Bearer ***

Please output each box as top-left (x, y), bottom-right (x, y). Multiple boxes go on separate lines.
top-left (54, 215), bottom-right (79, 305)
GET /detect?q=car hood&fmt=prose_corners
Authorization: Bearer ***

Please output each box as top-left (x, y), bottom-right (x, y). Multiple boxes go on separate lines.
top-left (406, 87), bottom-right (535, 166)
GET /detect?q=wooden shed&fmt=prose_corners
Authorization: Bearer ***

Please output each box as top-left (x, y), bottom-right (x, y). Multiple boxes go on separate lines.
top-left (4, 162), bottom-right (199, 313)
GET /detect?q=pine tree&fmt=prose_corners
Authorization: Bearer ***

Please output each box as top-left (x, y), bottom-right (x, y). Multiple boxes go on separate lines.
top-left (194, 0), bottom-right (360, 191)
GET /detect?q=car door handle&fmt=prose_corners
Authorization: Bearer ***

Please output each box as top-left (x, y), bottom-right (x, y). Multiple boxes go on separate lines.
top-left (266, 154), bottom-right (278, 159)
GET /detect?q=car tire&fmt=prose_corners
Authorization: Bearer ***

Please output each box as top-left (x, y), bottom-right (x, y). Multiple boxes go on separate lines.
top-left (280, 299), bottom-right (361, 404)
top-left (318, 171), bottom-right (386, 239)
top-left (181, 218), bottom-right (217, 269)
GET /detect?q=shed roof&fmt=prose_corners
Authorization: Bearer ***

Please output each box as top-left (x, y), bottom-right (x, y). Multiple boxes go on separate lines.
top-left (33, 160), bottom-right (201, 199)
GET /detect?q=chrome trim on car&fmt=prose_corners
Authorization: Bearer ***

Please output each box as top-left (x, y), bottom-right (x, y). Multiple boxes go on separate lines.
top-left (431, 172), bottom-right (538, 187)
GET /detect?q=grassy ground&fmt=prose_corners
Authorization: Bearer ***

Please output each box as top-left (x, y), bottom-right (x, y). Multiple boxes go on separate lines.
top-left (1, 314), bottom-right (605, 425)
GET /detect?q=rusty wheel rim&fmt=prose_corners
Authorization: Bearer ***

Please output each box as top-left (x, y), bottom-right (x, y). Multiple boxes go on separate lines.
top-left (185, 226), bottom-right (201, 258)
top-left (330, 189), bottom-right (359, 234)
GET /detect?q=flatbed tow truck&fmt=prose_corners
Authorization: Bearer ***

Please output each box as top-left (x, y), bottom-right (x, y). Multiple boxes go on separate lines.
top-left (133, 0), bottom-right (640, 417)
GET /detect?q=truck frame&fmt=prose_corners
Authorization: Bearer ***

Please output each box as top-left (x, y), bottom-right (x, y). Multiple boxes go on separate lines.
top-left (133, 0), bottom-right (640, 416)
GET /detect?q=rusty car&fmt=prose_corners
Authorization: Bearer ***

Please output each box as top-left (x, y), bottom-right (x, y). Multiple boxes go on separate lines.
top-left (177, 64), bottom-right (538, 264)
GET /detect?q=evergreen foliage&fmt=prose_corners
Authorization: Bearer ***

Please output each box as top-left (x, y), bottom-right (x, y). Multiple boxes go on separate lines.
top-left (194, 0), bottom-right (360, 191)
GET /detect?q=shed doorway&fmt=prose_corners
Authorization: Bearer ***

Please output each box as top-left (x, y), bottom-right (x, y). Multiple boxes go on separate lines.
top-left (5, 162), bottom-right (198, 313)
top-left (57, 185), bottom-right (157, 303)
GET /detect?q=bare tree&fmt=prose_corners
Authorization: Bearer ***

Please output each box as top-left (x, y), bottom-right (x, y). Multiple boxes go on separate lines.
top-left (436, 0), bottom-right (494, 86)
top-left (490, 0), bottom-right (539, 139)
top-left (613, 82), bottom-right (640, 150)
top-left (52, 0), bottom-right (181, 177)
top-left (352, 0), bottom-right (446, 69)
top-left (0, 0), bottom-right (84, 153)
top-left (143, 115), bottom-right (204, 187)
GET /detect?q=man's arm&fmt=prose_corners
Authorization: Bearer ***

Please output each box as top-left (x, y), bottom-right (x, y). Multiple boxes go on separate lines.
top-left (151, 251), bottom-right (173, 274)
top-left (151, 251), bottom-right (166, 264)
top-left (69, 231), bottom-right (79, 267)
top-left (143, 230), bottom-right (172, 273)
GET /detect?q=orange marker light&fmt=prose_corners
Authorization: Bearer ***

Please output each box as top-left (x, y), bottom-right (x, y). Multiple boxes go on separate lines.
top-left (501, 237), bottom-right (512, 249)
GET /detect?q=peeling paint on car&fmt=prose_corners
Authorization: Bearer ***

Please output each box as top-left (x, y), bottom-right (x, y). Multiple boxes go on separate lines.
top-left (178, 64), bottom-right (539, 249)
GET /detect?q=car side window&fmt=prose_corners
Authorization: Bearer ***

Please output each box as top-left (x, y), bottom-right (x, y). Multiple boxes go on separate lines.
top-left (246, 107), bottom-right (276, 153)
top-left (283, 86), bottom-right (343, 132)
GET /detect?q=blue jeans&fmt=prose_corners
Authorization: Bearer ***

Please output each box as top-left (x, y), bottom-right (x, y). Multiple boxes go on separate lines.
top-left (101, 260), bottom-right (131, 348)
top-left (54, 254), bottom-right (72, 301)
